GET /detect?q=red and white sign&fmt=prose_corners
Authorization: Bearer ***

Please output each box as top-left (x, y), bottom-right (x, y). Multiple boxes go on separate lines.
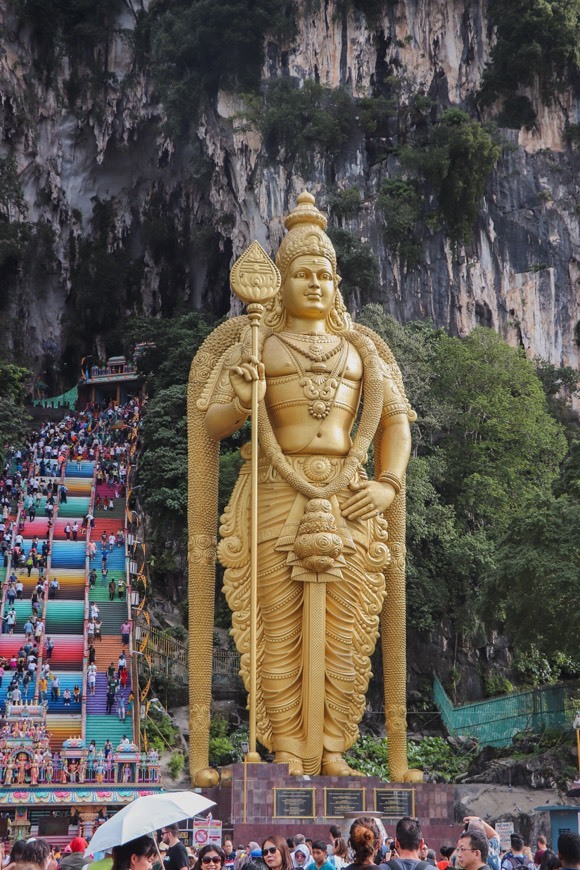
top-left (193, 818), bottom-right (222, 847)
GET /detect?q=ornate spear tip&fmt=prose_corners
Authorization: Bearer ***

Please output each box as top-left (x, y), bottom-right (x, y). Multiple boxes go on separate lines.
top-left (230, 240), bottom-right (281, 305)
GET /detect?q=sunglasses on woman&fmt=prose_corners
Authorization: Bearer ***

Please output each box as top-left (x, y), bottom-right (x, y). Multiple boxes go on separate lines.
top-left (201, 859), bottom-right (221, 865)
top-left (262, 848), bottom-right (278, 857)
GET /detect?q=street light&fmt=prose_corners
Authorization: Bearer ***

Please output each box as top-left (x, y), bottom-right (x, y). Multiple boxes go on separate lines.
top-left (573, 711), bottom-right (580, 771)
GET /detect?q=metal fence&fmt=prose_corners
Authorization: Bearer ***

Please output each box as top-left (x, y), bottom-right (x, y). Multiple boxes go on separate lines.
top-left (433, 676), bottom-right (580, 747)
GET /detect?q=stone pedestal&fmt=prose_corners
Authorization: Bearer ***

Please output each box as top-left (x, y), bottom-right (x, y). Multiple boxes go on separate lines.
top-left (222, 762), bottom-right (457, 845)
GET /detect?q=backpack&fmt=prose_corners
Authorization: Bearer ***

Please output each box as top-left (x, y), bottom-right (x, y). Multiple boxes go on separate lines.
top-left (501, 856), bottom-right (533, 870)
top-left (382, 860), bottom-right (432, 870)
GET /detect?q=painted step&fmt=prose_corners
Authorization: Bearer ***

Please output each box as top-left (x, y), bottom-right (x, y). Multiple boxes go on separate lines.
top-left (84, 713), bottom-right (132, 748)
top-left (58, 498), bottom-right (91, 518)
top-left (85, 673), bottom-right (131, 714)
top-left (51, 541), bottom-right (86, 569)
top-left (65, 461), bottom-right (95, 478)
top-left (91, 602), bottom-right (129, 633)
top-left (46, 601), bottom-right (85, 635)
top-left (89, 577), bottom-right (126, 603)
top-left (60, 477), bottom-right (92, 495)
top-left (39, 635), bottom-right (84, 668)
top-left (91, 637), bottom-right (129, 670)
top-left (45, 713), bottom-right (82, 749)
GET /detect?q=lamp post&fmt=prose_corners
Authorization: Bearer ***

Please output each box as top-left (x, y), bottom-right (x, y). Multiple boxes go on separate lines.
top-left (574, 711), bottom-right (580, 772)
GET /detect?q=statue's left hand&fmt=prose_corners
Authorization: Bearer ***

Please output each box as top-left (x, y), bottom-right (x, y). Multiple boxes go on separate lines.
top-left (341, 479), bottom-right (396, 520)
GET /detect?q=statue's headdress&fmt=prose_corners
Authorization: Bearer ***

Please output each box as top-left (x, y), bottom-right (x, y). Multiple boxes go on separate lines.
top-left (266, 191), bottom-right (351, 333)
top-left (275, 191), bottom-right (337, 278)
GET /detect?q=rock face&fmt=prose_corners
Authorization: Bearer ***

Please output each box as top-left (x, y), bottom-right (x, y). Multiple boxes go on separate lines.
top-left (0, 0), bottom-right (578, 383)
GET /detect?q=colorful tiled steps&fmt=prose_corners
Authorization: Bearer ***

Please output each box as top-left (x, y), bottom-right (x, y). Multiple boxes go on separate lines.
top-left (0, 635), bottom-right (84, 668)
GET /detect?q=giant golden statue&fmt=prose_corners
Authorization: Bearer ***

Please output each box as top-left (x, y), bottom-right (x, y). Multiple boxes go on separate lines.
top-left (188, 192), bottom-right (417, 784)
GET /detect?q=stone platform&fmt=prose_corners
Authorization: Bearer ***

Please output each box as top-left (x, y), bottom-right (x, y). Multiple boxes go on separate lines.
top-left (204, 762), bottom-right (458, 844)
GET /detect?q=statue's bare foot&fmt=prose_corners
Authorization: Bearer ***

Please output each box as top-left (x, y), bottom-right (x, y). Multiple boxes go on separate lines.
top-left (321, 754), bottom-right (365, 776)
top-left (274, 752), bottom-right (304, 776)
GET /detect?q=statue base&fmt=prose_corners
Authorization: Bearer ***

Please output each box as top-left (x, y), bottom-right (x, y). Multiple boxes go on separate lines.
top-left (204, 762), bottom-right (456, 843)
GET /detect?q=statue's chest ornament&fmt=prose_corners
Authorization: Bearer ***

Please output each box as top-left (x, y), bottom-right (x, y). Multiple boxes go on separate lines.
top-left (275, 333), bottom-right (348, 419)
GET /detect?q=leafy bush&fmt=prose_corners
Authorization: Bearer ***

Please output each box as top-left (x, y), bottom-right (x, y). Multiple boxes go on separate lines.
top-left (478, 0), bottom-right (580, 107)
top-left (328, 188), bottom-right (362, 221)
top-left (327, 228), bottom-right (377, 305)
top-left (355, 95), bottom-right (394, 137)
top-left (563, 122), bottom-right (580, 144)
top-left (144, 704), bottom-right (180, 751)
top-left (497, 95), bottom-right (538, 130)
top-left (377, 178), bottom-right (423, 266)
top-left (254, 79), bottom-right (356, 160)
top-left (403, 109), bottom-right (500, 245)
top-left (168, 750), bottom-right (185, 779)
top-left (484, 673), bottom-right (515, 697)
top-left (148, 0), bottom-right (297, 137)
top-left (0, 154), bottom-right (31, 282)
top-left (345, 734), bottom-right (474, 782)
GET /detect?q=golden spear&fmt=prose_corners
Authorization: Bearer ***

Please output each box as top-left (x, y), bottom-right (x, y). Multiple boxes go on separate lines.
top-left (230, 241), bottom-right (281, 761)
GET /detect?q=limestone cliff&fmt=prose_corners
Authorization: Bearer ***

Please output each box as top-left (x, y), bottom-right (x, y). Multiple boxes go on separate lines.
top-left (0, 0), bottom-right (578, 387)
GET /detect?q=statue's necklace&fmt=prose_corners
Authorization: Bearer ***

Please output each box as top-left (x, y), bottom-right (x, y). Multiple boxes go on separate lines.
top-left (275, 332), bottom-right (343, 363)
top-left (275, 335), bottom-right (348, 419)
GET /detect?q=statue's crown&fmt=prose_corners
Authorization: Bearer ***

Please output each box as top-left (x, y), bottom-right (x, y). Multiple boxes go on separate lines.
top-left (284, 191), bottom-right (328, 232)
top-left (276, 191), bottom-right (335, 279)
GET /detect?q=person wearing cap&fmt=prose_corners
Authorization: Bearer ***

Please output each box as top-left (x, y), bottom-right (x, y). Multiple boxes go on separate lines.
top-left (60, 838), bottom-right (92, 870)
top-left (501, 837), bottom-right (533, 870)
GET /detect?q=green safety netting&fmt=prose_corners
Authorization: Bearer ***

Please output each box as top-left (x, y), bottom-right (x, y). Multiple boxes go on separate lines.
top-left (34, 385), bottom-right (78, 409)
top-left (433, 676), bottom-right (579, 747)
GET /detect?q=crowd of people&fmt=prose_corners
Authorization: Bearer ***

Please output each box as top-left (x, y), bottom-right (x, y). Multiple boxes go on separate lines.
top-left (1, 816), bottom-right (579, 870)
top-left (0, 399), bottom-right (141, 779)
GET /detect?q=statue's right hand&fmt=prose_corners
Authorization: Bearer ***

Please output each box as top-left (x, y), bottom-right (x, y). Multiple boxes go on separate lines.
top-left (229, 355), bottom-right (266, 409)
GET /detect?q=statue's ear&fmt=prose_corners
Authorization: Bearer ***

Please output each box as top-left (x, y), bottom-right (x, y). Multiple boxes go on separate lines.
top-left (335, 272), bottom-right (342, 287)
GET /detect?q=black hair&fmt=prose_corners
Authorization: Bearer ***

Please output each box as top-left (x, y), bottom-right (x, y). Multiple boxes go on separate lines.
top-left (539, 850), bottom-right (561, 870)
top-left (329, 828), bottom-right (342, 840)
top-left (22, 840), bottom-right (52, 869)
top-left (112, 836), bottom-right (156, 870)
top-left (9, 841), bottom-right (28, 863)
top-left (395, 818), bottom-right (422, 852)
top-left (192, 844), bottom-right (226, 870)
top-left (312, 843), bottom-right (327, 853)
top-left (557, 834), bottom-right (580, 867)
top-left (458, 833), bottom-right (488, 863)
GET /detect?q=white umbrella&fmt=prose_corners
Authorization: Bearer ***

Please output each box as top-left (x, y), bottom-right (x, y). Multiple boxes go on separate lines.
top-left (85, 791), bottom-right (215, 856)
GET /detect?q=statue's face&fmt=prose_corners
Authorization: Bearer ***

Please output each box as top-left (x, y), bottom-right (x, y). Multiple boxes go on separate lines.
top-left (281, 255), bottom-right (334, 320)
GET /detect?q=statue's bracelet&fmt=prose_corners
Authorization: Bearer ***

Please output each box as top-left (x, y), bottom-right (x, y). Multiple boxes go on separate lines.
top-left (233, 397), bottom-right (251, 417)
top-left (378, 471), bottom-right (402, 494)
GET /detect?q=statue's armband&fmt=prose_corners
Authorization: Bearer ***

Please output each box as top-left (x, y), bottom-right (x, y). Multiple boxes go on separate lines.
top-left (379, 359), bottom-right (416, 423)
top-left (196, 344), bottom-right (244, 412)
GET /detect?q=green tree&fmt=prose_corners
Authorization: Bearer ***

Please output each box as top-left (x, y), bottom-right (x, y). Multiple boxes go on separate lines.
top-left (430, 329), bottom-right (568, 531)
top-left (376, 178), bottom-right (423, 267)
top-left (478, 0), bottom-right (580, 107)
top-left (148, 0), bottom-right (296, 137)
top-left (493, 492), bottom-right (580, 659)
top-left (0, 154), bottom-right (31, 284)
top-left (0, 360), bottom-right (31, 464)
top-left (403, 109), bottom-right (500, 245)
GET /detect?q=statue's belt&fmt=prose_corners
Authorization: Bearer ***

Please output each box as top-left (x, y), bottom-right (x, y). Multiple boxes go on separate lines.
top-left (237, 452), bottom-right (390, 581)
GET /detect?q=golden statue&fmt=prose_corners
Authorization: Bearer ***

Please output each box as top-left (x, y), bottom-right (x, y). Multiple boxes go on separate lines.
top-left (188, 192), bottom-right (418, 784)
